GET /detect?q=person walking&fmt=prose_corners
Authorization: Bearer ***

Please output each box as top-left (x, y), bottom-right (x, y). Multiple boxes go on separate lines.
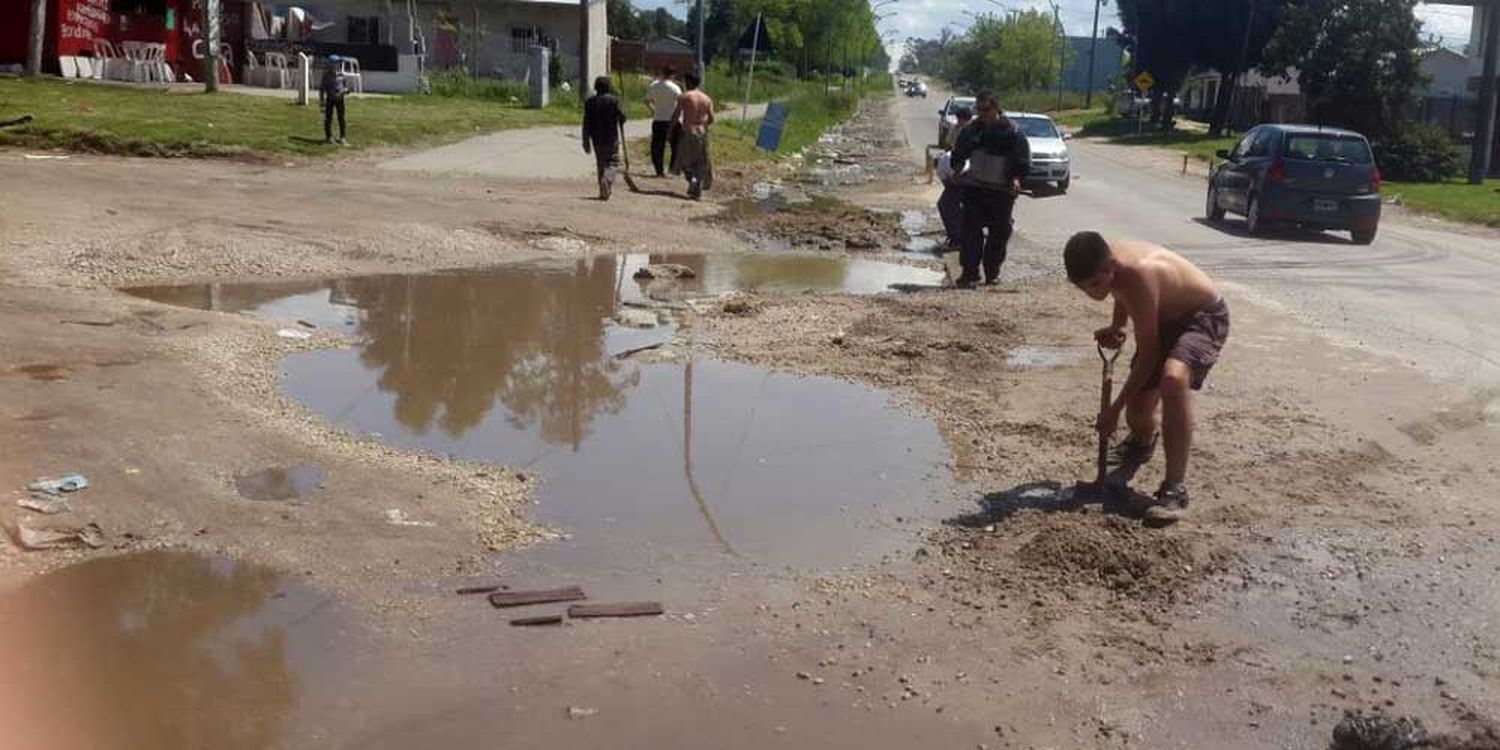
top-left (934, 109), bottom-right (973, 252)
top-left (582, 76), bottom-right (627, 201)
top-left (319, 55), bottom-right (349, 145)
top-left (645, 65), bottom-right (683, 178)
top-left (949, 91), bottom-right (1029, 288)
top-left (670, 71), bottom-right (715, 200)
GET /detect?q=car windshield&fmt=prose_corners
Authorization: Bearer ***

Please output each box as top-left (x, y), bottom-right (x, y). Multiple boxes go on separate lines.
top-left (1283, 134), bottom-right (1373, 164)
top-left (948, 98), bottom-right (976, 116)
top-left (1012, 117), bottom-right (1060, 139)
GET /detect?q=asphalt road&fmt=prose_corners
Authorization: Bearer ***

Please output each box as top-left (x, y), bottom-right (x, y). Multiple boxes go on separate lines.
top-left (895, 87), bottom-right (1500, 394)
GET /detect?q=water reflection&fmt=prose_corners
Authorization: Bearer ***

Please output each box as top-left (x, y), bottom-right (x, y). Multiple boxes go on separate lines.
top-left (0, 551), bottom-right (335, 750)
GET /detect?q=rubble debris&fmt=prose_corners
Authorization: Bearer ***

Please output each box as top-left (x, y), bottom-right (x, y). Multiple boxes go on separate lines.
top-left (511, 614), bottom-right (565, 627)
top-left (15, 522), bottom-right (105, 550)
top-left (567, 601), bottom-right (665, 618)
top-left (488, 586), bottom-right (587, 608)
top-left (632, 264), bottom-right (697, 280)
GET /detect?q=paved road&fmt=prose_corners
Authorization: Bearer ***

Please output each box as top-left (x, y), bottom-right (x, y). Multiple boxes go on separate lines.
top-left (381, 103), bottom-right (768, 180)
top-left (895, 88), bottom-right (1500, 394)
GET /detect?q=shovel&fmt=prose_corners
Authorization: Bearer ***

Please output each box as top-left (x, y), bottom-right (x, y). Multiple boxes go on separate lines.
top-left (618, 119), bottom-right (641, 194)
top-left (1072, 343), bottom-right (1132, 505)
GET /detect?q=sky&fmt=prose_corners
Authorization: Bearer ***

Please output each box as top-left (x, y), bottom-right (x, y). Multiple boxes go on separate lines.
top-left (630, 0), bottom-right (1477, 66)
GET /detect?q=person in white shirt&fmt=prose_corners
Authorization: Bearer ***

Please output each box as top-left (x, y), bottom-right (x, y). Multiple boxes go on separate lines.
top-left (645, 65), bottom-right (683, 178)
top-left (934, 109), bottom-right (973, 252)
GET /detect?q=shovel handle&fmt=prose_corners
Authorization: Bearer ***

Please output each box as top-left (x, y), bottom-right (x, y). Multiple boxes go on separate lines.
top-left (1096, 343), bottom-right (1121, 483)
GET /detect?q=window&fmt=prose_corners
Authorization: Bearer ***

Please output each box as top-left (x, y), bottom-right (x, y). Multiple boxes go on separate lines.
top-left (511, 26), bottom-right (555, 53)
top-left (1283, 133), bottom-right (1373, 164)
top-left (1012, 117), bottom-right (1060, 139)
top-left (348, 16), bottom-right (380, 45)
top-left (1231, 130), bottom-right (1257, 159)
top-left (1245, 129), bottom-right (1274, 158)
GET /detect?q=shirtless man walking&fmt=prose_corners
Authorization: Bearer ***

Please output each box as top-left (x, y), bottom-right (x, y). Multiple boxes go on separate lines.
top-left (1064, 231), bottom-right (1230, 522)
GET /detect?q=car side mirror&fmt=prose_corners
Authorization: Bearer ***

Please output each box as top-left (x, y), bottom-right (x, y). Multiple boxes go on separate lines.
top-left (1062, 133), bottom-right (1073, 141)
top-left (1216, 149), bottom-right (1231, 160)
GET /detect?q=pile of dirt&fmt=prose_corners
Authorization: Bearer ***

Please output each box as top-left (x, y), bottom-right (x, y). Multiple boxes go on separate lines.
top-left (929, 512), bottom-right (1239, 610)
top-left (707, 195), bottom-right (905, 252)
top-left (1332, 710), bottom-right (1500, 750)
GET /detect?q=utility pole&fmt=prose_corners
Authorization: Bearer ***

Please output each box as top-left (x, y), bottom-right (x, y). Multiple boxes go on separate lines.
top-left (204, 0), bottom-right (221, 92)
top-left (26, 0), bottom-right (45, 76)
top-left (1470, 1), bottom-right (1498, 184)
top-left (475, 0), bottom-right (482, 81)
top-left (1052, 2), bottom-right (1064, 111)
top-left (694, 0), bottom-right (705, 79)
top-left (1084, 0), bottom-right (1102, 108)
top-left (1226, 0), bottom-right (1257, 130)
top-left (578, 0), bottom-right (588, 103)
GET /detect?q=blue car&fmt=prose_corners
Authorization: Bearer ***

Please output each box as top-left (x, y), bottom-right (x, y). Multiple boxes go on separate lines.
top-left (1206, 124), bottom-right (1383, 245)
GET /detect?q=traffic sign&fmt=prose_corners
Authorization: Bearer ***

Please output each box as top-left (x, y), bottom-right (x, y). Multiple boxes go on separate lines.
top-left (1135, 70), bottom-right (1155, 93)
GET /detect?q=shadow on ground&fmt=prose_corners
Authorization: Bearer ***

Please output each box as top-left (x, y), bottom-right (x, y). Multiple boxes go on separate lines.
top-left (945, 473), bottom-right (1158, 529)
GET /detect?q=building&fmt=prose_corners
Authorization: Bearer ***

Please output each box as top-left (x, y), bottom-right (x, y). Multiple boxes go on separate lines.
top-left (0, 0), bottom-right (608, 93)
top-left (1059, 35), bottom-right (1122, 93)
top-left (1179, 68), bottom-right (1304, 128)
top-left (611, 35), bottom-right (693, 74)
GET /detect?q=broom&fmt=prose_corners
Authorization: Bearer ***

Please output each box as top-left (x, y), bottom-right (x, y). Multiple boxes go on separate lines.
top-left (615, 70), bottom-right (641, 194)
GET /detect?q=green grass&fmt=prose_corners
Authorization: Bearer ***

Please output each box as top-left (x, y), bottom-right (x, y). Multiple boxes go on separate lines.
top-left (1070, 111), bottom-right (1239, 164)
top-left (0, 76), bottom-right (581, 157)
top-left (1385, 178), bottom-right (1500, 226)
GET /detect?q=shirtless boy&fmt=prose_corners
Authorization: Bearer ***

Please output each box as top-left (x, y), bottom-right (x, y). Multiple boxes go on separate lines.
top-left (1063, 231), bottom-right (1230, 521)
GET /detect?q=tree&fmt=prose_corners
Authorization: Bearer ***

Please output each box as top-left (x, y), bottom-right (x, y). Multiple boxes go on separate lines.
top-left (989, 9), bottom-right (1066, 92)
top-left (1261, 0), bottom-right (1425, 140)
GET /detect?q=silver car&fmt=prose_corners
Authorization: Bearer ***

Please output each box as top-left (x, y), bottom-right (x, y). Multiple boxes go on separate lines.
top-left (1009, 112), bottom-right (1072, 192)
top-left (937, 96), bottom-right (976, 146)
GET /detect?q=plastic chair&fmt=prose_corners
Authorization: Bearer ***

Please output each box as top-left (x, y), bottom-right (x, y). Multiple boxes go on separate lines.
top-left (338, 56), bottom-right (362, 94)
top-left (265, 52), bottom-right (290, 89)
top-left (92, 39), bottom-right (122, 80)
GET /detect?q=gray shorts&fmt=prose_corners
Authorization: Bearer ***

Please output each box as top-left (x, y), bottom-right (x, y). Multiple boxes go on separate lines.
top-left (1140, 298), bottom-right (1230, 391)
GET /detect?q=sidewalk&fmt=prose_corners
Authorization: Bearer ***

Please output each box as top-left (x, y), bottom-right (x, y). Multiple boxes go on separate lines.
top-left (379, 102), bottom-right (768, 180)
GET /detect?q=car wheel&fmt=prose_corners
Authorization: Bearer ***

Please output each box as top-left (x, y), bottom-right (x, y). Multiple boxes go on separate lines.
top-left (1351, 225), bottom-right (1377, 245)
top-left (1245, 194), bottom-right (1267, 236)
top-left (1057, 176), bottom-right (1070, 193)
top-left (1205, 185), bottom-right (1225, 221)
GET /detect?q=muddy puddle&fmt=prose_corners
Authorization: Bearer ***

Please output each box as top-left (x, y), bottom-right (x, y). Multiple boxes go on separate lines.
top-left (128, 255), bottom-right (952, 576)
top-left (0, 550), bottom-right (348, 750)
top-left (235, 463), bottom-right (326, 501)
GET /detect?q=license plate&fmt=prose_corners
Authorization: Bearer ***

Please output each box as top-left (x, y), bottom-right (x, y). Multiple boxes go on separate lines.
top-left (1314, 199), bottom-right (1339, 212)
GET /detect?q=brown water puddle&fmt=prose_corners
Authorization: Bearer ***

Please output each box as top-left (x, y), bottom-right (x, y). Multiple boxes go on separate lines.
top-left (125, 254), bottom-right (951, 575)
top-left (0, 550), bottom-right (346, 750)
top-left (234, 464), bottom-right (326, 502)
top-left (123, 252), bottom-right (945, 329)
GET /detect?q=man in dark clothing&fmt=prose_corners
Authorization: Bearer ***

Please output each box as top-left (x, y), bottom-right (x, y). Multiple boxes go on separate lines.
top-left (950, 91), bottom-right (1030, 288)
top-left (319, 56), bottom-right (348, 145)
top-left (582, 76), bottom-right (627, 200)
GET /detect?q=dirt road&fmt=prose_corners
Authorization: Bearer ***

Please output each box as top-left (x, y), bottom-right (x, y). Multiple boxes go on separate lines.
top-left (1, 93), bottom-right (1498, 750)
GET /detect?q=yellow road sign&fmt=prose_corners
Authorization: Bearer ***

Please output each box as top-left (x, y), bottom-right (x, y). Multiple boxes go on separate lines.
top-left (1135, 70), bottom-right (1155, 93)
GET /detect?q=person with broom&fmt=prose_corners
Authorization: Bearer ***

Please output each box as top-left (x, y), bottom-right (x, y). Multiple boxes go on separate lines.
top-left (1064, 231), bottom-right (1230, 522)
top-left (582, 76), bottom-right (626, 201)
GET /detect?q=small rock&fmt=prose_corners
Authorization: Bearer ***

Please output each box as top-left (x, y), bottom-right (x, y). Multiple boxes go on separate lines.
top-left (566, 706), bottom-right (597, 719)
top-left (632, 263), bottom-right (697, 280)
top-left (812, 677), bottom-right (825, 685)
top-left (614, 308), bottom-right (660, 329)
top-left (796, 671), bottom-right (812, 680)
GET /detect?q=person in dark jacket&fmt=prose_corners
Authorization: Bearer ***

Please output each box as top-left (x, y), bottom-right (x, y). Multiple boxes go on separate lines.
top-left (319, 55), bottom-right (349, 145)
top-left (582, 76), bottom-right (627, 200)
top-left (950, 91), bottom-right (1030, 287)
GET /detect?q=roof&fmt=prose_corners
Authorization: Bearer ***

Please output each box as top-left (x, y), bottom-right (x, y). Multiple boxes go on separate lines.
top-left (1007, 112), bottom-right (1054, 120)
top-left (510, 0), bottom-right (605, 6)
top-left (1256, 123), bottom-right (1369, 138)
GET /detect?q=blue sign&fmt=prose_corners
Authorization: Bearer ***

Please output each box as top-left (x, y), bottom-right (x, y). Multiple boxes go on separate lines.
top-left (756, 101), bottom-right (789, 152)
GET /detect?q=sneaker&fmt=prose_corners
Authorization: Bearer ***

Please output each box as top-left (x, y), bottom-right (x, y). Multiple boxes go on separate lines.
top-left (953, 275), bottom-right (979, 290)
top-left (337, 138), bottom-right (349, 146)
top-left (1144, 482), bottom-right (1190, 523)
top-left (1107, 433), bottom-right (1158, 470)
top-left (324, 137), bottom-right (334, 145)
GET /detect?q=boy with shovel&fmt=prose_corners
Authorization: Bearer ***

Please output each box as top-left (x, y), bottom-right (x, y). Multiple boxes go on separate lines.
top-left (1064, 231), bottom-right (1230, 522)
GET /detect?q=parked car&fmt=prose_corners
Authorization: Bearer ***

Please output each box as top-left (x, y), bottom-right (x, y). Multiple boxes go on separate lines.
top-left (937, 96), bottom-right (976, 145)
top-left (1009, 112), bottom-right (1072, 192)
top-left (905, 80), bottom-right (928, 98)
top-left (1205, 124), bottom-right (1382, 244)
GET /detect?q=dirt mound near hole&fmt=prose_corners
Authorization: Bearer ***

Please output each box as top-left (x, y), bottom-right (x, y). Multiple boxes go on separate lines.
top-left (1015, 514), bottom-right (1203, 592)
top-left (708, 195), bottom-right (905, 252)
top-left (929, 512), bottom-right (1239, 611)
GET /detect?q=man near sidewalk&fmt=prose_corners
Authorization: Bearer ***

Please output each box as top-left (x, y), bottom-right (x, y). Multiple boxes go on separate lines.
top-left (645, 65), bottom-right (683, 178)
top-left (319, 56), bottom-right (349, 146)
top-left (949, 92), bottom-right (1029, 288)
top-left (934, 109), bottom-right (974, 253)
top-left (670, 71), bottom-right (715, 200)
top-left (1064, 231), bottom-right (1231, 522)
top-left (582, 76), bottom-right (627, 201)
